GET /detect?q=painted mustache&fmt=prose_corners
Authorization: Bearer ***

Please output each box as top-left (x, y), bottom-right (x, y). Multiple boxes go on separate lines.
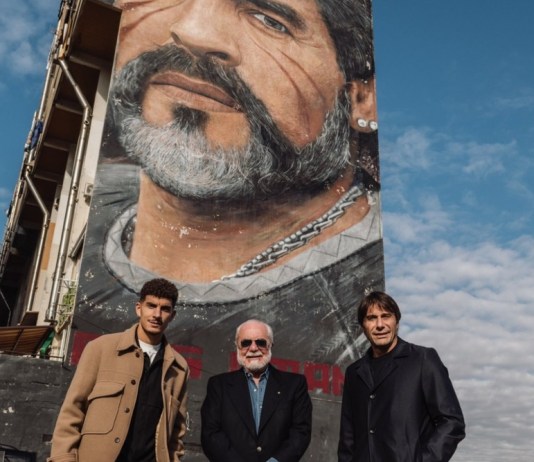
top-left (111, 44), bottom-right (296, 161)
top-left (109, 43), bottom-right (352, 200)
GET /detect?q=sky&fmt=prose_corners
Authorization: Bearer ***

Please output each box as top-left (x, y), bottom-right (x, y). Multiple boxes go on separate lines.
top-left (0, 1), bottom-right (533, 461)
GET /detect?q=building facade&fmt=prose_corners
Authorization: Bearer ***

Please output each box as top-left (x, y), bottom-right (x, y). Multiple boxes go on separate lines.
top-left (0, 1), bottom-right (384, 460)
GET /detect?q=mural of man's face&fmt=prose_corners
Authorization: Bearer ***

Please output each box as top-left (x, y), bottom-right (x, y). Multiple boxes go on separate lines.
top-left (112, 0), bottom-right (354, 201)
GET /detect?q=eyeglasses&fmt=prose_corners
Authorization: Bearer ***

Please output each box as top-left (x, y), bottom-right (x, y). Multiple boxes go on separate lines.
top-left (239, 338), bottom-right (269, 349)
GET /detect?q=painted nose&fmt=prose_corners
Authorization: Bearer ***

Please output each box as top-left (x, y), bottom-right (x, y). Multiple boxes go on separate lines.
top-left (169, 0), bottom-right (241, 67)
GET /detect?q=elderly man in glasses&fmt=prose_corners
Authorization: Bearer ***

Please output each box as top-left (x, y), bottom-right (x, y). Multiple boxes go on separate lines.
top-left (201, 319), bottom-right (312, 462)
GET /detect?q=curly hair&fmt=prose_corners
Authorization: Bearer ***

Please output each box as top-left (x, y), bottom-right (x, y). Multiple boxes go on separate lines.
top-left (139, 278), bottom-right (179, 307)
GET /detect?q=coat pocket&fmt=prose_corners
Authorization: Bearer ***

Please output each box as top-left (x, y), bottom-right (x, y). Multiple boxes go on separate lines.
top-left (82, 381), bottom-right (125, 435)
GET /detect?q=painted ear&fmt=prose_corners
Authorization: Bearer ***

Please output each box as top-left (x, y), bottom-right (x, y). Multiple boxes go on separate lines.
top-left (348, 78), bottom-right (378, 132)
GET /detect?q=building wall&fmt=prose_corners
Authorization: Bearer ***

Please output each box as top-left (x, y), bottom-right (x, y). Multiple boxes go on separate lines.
top-left (1, 0), bottom-right (384, 460)
top-left (0, 355), bottom-right (73, 461)
top-left (0, 2), bottom-right (121, 457)
top-left (73, 1), bottom-right (384, 459)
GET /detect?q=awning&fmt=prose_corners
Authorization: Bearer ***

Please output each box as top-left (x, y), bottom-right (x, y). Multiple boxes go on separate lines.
top-left (0, 325), bottom-right (54, 356)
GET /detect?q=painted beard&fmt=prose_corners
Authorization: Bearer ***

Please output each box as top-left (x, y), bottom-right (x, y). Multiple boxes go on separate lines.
top-left (111, 44), bottom-right (352, 201)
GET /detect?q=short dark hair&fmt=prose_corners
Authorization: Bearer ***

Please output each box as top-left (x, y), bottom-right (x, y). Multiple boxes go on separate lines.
top-left (357, 291), bottom-right (401, 325)
top-left (139, 278), bottom-right (178, 307)
top-left (317, 0), bottom-right (374, 81)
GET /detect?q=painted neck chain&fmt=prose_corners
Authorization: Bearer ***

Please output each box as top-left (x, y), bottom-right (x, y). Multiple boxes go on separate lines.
top-left (221, 184), bottom-right (365, 279)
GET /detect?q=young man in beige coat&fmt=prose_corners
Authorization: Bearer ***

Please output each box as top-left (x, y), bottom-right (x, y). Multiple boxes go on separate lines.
top-left (48, 278), bottom-right (189, 462)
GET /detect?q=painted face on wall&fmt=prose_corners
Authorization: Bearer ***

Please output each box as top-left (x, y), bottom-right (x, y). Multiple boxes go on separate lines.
top-left (115, 0), bottom-right (345, 146)
top-left (111, 0), bottom-right (355, 201)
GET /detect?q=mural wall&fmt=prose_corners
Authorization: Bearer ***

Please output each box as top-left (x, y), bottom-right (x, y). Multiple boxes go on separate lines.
top-left (75, 0), bottom-right (384, 459)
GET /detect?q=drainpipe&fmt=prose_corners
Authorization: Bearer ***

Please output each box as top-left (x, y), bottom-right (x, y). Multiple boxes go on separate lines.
top-left (0, 62), bottom-right (54, 308)
top-left (24, 173), bottom-right (51, 313)
top-left (22, 0), bottom-right (72, 314)
top-left (0, 288), bottom-right (12, 326)
top-left (15, 53), bottom-right (57, 312)
top-left (45, 58), bottom-right (92, 322)
top-left (0, 0), bottom-right (71, 316)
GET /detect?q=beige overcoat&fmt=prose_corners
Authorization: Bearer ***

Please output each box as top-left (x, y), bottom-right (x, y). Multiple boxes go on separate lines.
top-left (48, 324), bottom-right (189, 462)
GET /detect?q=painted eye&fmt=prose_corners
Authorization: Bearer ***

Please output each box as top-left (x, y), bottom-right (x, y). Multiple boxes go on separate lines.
top-left (252, 13), bottom-right (289, 34)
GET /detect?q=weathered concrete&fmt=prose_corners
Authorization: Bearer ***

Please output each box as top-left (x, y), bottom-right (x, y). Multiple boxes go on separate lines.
top-left (0, 354), bottom-right (204, 461)
top-left (0, 354), bottom-right (73, 461)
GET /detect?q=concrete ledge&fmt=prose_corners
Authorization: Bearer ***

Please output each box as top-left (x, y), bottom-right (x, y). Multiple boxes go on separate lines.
top-left (0, 355), bottom-right (73, 461)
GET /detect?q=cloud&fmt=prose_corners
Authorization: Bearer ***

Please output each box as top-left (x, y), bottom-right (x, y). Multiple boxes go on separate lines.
top-left (0, 187), bottom-right (10, 197)
top-left (383, 206), bottom-right (451, 246)
top-left (6, 41), bottom-right (45, 75)
top-left (379, 119), bottom-right (534, 460)
top-left (494, 89), bottom-right (534, 111)
top-left (383, 211), bottom-right (534, 461)
top-left (502, 150), bottom-right (534, 204)
top-left (382, 126), bottom-right (518, 178)
top-left (0, 186), bottom-right (13, 217)
top-left (0, 0), bottom-right (58, 77)
top-left (379, 124), bottom-right (533, 243)
top-left (380, 127), bottom-right (434, 170)
top-left (448, 140), bottom-right (516, 177)
top-left (383, 171), bottom-right (534, 462)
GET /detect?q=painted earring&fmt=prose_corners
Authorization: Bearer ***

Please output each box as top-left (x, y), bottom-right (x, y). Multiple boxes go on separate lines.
top-left (357, 118), bottom-right (368, 128)
top-left (357, 119), bottom-right (378, 131)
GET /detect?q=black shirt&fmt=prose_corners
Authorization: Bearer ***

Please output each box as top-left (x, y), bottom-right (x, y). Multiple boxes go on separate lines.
top-left (117, 346), bottom-right (164, 462)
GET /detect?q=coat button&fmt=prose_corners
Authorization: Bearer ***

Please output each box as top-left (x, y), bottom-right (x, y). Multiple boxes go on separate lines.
top-left (115, 437), bottom-right (121, 443)
top-left (370, 394), bottom-right (376, 399)
top-left (131, 379), bottom-right (136, 385)
top-left (135, 352), bottom-right (140, 358)
top-left (369, 429), bottom-right (375, 434)
top-left (125, 408), bottom-right (130, 413)
top-left (256, 446), bottom-right (262, 453)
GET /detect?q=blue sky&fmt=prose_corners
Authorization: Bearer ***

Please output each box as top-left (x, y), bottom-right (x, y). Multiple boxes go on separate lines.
top-left (373, 1), bottom-right (534, 461)
top-left (1, 1), bottom-right (533, 460)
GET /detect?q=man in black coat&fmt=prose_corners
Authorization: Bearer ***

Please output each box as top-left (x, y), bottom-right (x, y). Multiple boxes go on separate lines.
top-left (201, 319), bottom-right (312, 462)
top-left (338, 292), bottom-right (465, 462)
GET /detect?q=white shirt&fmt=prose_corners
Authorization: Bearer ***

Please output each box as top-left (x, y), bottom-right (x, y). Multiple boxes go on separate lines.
top-left (138, 339), bottom-right (161, 364)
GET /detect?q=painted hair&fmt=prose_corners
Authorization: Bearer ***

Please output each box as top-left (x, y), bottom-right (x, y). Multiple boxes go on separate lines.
top-left (317, 0), bottom-right (375, 81)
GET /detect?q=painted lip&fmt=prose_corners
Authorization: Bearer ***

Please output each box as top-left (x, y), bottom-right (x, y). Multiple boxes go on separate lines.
top-left (148, 71), bottom-right (242, 113)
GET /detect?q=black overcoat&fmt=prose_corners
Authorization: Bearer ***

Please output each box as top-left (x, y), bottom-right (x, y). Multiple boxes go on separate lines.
top-left (201, 365), bottom-right (312, 462)
top-left (338, 338), bottom-right (465, 462)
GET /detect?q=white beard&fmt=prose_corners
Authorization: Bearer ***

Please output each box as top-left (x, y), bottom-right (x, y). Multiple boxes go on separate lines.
top-left (237, 349), bottom-right (272, 373)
